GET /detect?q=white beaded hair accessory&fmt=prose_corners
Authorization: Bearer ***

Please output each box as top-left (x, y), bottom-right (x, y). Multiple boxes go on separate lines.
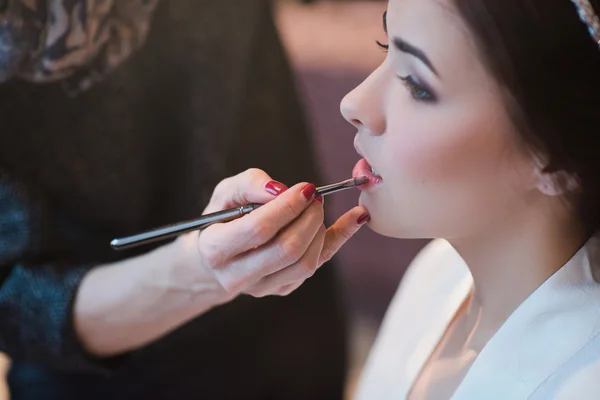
top-left (570, 0), bottom-right (600, 46)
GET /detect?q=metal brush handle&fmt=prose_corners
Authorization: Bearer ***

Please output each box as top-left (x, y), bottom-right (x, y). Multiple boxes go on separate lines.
top-left (111, 177), bottom-right (367, 251)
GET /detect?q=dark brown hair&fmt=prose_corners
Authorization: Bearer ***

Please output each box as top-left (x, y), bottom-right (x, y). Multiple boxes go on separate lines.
top-left (454, 0), bottom-right (600, 234)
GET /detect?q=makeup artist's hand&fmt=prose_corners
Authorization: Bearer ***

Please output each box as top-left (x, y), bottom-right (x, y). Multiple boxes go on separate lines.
top-left (178, 168), bottom-right (369, 302)
top-left (74, 168), bottom-right (369, 357)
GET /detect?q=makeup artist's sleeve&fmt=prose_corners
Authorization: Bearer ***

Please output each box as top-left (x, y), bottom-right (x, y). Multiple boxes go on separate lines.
top-left (0, 173), bottom-right (109, 373)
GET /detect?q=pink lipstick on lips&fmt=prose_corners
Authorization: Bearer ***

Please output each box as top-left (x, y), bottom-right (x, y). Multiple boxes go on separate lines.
top-left (352, 158), bottom-right (383, 190)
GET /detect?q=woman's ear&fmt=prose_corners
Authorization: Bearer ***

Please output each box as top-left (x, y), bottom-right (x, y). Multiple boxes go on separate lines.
top-left (534, 168), bottom-right (579, 196)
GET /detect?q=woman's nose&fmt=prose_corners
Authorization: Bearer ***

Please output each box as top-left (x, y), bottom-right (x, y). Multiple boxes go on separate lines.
top-left (340, 68), bottom-right (386, 136)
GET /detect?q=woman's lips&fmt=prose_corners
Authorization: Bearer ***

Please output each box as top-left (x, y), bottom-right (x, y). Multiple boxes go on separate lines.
top-left (352, 158), bottom-right (383, 190)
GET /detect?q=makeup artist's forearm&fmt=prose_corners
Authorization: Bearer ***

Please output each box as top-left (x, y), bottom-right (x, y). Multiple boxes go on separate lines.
top-left (73, 241), bottom-right (224, 357)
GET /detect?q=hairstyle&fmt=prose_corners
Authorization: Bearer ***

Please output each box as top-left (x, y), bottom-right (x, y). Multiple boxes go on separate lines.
top-left (454, 0), bottom-right (600, 234)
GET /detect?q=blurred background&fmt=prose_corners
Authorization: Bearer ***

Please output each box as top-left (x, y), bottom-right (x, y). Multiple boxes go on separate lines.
top-left (274, 0), bottom-right (428, 395)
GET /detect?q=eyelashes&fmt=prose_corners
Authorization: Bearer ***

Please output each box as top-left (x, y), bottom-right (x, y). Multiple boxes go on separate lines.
top-left (376, 40), bottom-right (389, 52)
top-left (399, 75), bottom-right (436, 102)
top-left (374, 41), bottom-right (437, 103)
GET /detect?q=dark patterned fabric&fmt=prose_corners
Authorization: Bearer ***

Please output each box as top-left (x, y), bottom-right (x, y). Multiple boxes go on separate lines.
top-left (0, 0), bottom-right (348, 398)
top-left (0, 0), bottom-right (159, 94)
top-left (0, 173), bottom-right (97, 371)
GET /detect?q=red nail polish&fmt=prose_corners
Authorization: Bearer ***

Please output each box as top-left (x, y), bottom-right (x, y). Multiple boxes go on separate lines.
top-left (265, 181), bottom-right (288, 196)
top-left (315, 195), bottom-right (323, 204)
top-left (357, 213), bottom-right (370, 225)
top-left (301, 184), bottom-right (317, 200)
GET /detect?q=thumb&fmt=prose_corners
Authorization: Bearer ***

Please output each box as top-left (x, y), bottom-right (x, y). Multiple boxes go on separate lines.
top-left (319, 206), bottom-right (370, 266)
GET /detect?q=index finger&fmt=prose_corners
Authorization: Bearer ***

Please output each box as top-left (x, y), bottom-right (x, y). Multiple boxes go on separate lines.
top-left (205, 168), bottom-right (279, 213)
top-left (199, 182), bottom-right (320, 266)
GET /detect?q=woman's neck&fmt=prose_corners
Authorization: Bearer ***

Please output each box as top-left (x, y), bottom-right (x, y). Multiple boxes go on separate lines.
top-left (449, 208), bottom-right (585, 350)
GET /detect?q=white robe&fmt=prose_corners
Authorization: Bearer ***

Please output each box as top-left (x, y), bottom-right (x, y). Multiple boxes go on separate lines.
top-left (354, 238), bottom-right (600, 399)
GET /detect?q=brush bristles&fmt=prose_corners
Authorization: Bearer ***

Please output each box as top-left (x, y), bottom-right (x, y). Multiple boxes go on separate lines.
top-left (353, 176), bottom-right (369, 186)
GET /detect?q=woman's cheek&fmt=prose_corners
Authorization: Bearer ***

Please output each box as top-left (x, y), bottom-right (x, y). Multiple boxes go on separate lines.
top-left (384, 126), bottom-right (462, 185)
top-left (371, 122), bottom-right (513, 237)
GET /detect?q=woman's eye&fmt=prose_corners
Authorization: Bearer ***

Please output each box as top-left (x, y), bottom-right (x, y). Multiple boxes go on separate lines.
top-left (399, 75), bottom-right (436, 102)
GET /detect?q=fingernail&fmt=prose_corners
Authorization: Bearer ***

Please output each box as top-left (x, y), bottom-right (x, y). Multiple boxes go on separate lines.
top-left (315, 195), bottom-right (323, 205)
top-left (301, 183), bottom-right (317, 200)
top-left (357, 213), bottom-right (370, 225)
top-left (265, 181), bottom-right (288, 196)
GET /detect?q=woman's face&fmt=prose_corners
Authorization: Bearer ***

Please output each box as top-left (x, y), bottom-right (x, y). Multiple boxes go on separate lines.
top-left (341, 0), bottom-right (541, 240)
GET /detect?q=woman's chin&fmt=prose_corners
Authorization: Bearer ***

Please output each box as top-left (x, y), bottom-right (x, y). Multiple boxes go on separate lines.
top-left (358, 197), bottom-right (425, 239)
top-left (359, 192), bottom-right (401, 237)
top-left (358, 191), bottom-right (372, 207)
top-left (364, 218), bottom-right (394, 237)
top-left (368, 220), bottom-right (423, 239)
top-left (357, 203), bottom-right (391, 237)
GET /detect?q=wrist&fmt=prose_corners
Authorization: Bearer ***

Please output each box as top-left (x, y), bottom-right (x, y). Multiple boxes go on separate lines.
top-left (162, 233), bottom-right (234, 309)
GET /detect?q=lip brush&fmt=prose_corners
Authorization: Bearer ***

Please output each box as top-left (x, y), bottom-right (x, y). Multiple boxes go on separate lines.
top-left (110, 176), bottom-right (369, 251)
